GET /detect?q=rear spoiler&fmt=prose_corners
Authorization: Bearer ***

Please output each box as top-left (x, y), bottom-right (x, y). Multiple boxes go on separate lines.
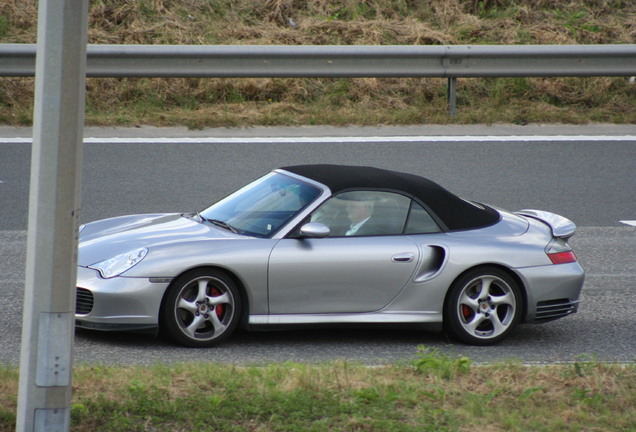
top-left (515, 209), bottom-right (577, 239)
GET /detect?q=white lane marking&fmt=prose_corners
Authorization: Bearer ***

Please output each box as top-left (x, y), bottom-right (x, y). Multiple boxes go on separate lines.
top-left (620, 220), bottom-right (636, 227)
top-left (0, 135), bottom-right (635, 144)
top-left (0, 138), bottom-right (30, 143)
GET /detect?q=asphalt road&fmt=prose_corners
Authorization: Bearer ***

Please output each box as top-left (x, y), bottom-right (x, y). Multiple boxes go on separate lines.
top-left (1, 125), bottom-right (634, 365)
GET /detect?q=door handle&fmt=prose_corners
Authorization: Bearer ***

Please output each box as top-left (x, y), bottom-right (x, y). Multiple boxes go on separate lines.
top-left (392, 253), bottom-right (415, 263)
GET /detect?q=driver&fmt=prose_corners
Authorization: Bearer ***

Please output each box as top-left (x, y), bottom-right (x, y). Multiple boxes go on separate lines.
top-left (345, 193), bottom-right (375, 236)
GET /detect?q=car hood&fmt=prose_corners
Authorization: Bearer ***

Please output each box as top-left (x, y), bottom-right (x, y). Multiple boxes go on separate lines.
top-left (78, 213), bottom-right (241, 266)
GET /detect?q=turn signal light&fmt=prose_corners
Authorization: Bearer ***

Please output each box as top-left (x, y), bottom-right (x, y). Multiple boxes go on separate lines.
top-left (548, 251), bottom-right (577, 264)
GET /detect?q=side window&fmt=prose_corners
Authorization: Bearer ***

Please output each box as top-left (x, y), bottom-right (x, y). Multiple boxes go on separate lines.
top-left (310, 191), bottom-right (410, 236)
top-left (405, 202), bottom-right (441, 234)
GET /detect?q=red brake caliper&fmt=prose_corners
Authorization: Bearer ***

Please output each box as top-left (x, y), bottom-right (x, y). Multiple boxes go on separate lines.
top-left (210, 287), bottom-right (225, 318)
top-left (461, 305), bottom-right (471, 321)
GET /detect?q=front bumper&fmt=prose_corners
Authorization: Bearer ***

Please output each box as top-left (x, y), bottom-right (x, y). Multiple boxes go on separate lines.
top-left (515, 261), bottom-right (585, 323)
top-left (75, 266), bottom-right (171, 331)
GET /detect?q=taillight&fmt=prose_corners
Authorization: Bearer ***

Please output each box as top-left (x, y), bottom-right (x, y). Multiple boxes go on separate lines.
top-left (546, 238), bottom-right (577, 264)
top-left (547, 250), bottom-right (577, 264)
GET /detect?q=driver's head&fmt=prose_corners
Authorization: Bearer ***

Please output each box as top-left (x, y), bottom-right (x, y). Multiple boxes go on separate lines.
top-left (345, 194), bottom-right (374, 223)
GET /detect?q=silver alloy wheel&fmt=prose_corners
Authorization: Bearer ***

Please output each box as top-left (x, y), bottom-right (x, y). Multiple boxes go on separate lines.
top-left (445, 267), bottom-right (522, 345)
top-left (176, 276), bottom-right (234, 338)
top-left (162, 269), bottom-right (240, 347)
top-left (456, 274), bottom-right (516, 340)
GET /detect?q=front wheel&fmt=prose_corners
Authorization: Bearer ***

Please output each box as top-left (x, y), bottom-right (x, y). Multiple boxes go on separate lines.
top-left (444, 267), bottom-right (522, 345)
top-left (161, 269), bottom-right (241, 347)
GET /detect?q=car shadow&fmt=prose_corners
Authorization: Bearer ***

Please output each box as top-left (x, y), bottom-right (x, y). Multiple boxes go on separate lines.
top-left (73, 323), bottom-right (582, 365)
top-left (75, 325), bottom-right (446, 349)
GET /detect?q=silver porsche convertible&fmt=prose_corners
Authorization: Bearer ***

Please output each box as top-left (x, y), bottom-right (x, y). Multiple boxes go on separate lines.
top-left (76, 164), bottom-right (584, 347)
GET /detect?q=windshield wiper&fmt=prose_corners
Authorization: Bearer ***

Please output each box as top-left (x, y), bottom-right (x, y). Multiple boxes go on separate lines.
top-left (206, 218), bottom-right (240, 234)
top-left (185, 211), bottom-right (206, 223)
top-left (191, 212), bottom-right (240, 234)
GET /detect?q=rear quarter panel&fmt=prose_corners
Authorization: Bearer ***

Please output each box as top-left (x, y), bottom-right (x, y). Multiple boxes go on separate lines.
top-left (384, 211), bottom-right (555, 314)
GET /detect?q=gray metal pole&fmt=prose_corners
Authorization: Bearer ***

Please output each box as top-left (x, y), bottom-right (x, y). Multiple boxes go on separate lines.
top-left (16, 1), bottom-right (88, 431)
top-left (448, 77), bottom-right (457, 117)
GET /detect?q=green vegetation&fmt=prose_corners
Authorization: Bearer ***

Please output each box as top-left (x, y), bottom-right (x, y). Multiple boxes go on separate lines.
top-left (0, 0), bottom-right (634, 127)
top-left (1, 348), bottom-right (634, 431)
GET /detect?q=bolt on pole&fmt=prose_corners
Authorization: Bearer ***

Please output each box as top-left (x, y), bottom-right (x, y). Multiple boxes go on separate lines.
top-left (16, 1), bottom-right (89, 431)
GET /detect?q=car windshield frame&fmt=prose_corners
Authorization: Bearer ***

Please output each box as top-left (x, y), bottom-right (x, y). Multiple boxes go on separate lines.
top-left (199, 172), bottom-right (323, 238)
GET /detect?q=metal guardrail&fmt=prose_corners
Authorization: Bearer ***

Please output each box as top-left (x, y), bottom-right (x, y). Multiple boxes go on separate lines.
top-left (2, 44), bottom-right (635, 78)
top-left (2, 43), bottom-right (635, 113)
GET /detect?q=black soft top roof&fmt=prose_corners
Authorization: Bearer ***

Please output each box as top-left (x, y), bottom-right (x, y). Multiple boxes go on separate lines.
top-left (281, 164), bottom-right (500, 231)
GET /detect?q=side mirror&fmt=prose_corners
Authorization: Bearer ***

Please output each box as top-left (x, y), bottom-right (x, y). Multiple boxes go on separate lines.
top-left (299, 222), bottom-right (330, 239)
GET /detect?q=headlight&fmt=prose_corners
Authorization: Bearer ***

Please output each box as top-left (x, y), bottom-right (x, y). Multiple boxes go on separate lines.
top-left (89, 247), bottom-right (148, 279)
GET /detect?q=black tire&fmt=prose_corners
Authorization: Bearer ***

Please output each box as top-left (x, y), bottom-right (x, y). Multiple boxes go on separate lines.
top-left (161, 268), bottom-right (241, 347)
top-left (444, 267), bottom-right (522, 345)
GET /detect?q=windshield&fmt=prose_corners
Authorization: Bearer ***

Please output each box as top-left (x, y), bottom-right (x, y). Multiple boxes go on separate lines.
top-left (200, 172), bottom-right (322, 238)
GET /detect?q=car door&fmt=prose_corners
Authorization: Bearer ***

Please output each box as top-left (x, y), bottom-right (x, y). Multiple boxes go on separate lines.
top-left (268, 235), bottom-right (420, 314)
top-left (268, 191), bottom-right (420, 314)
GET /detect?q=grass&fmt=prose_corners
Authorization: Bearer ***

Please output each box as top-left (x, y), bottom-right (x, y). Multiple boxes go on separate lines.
top-left (0, 0), bottom-right (635, 128)
top-left (1, 348), bottom-right (634, 432)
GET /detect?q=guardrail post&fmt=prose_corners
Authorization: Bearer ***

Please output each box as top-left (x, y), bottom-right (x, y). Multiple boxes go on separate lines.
top-left (447, 77), bottom-right (457, 117)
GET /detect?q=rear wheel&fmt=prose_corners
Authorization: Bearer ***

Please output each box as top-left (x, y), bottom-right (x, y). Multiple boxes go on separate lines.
top-left (444, 267), bottom-right (522, 345)
top-left (161, 269), bottom-right (241, 347)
